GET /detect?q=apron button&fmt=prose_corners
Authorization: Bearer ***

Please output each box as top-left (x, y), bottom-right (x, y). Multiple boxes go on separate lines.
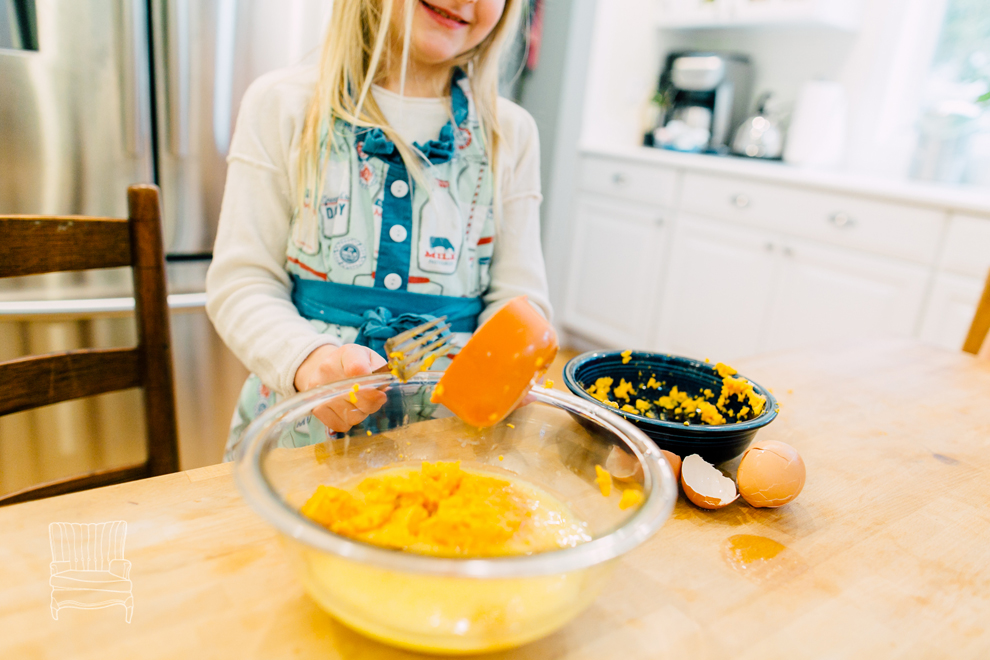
top-left (384, 273), bottom-right (403, 290)
top-left (390, 180), bottom-right (409, 198)
top-left (389, 224), bottom-right (408, 242)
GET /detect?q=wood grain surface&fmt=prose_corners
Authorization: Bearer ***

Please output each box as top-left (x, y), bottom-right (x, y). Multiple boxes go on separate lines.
top-left (0, 216), bottom-right (132, 278)
top-left (0, 340), bottom-right (988, 659)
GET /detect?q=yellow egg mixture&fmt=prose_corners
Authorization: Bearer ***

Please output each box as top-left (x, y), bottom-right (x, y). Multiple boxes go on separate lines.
top-left (301, 461), bottom-right (592, 557)
top-left (585, 361), bottom-right (767, 425)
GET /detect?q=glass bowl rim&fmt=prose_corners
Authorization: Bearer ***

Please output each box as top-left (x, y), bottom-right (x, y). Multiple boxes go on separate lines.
top-left (564, 350), bottom-right (779, 433)
top-left (233, 371), bottom-right (677, 579)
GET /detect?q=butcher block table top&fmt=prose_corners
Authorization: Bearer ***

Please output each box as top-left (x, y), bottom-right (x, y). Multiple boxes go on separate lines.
top-left (2, 340), bottom-right (989, 659)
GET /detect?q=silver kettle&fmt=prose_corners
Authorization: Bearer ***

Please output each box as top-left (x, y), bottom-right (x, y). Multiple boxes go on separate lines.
top-left (732, 93), bottom-right (783, 159)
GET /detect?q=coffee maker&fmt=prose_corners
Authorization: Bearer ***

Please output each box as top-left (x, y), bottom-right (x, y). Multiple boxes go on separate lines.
top-left (653, 52), bottom-right (753, 153)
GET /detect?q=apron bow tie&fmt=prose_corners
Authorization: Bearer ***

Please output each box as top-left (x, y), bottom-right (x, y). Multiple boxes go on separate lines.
top-left (354, 307), bottom-right (450, 359)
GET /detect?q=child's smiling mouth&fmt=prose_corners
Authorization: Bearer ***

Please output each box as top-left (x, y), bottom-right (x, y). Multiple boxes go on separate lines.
top-left (419, 0), bottom-right (470, 27)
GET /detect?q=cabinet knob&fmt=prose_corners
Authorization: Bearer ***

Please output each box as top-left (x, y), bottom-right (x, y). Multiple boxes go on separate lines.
top-left (764, 242), bottom-right (775, 252)
top-left (783, 246), bottom-right (795, 257)
top-left (612, 172), bottom-right (628, 187)
top-left (828, 211), bottom-right (856, 228)
top-left (731, 194), bottom-right (750, 209)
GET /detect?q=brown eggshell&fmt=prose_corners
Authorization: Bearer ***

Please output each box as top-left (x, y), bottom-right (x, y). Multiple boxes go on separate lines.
top-left (660, 450), bottom-right (681, 483)
top-left (737, 440), bottom-right (806, 508)
top-left (680, 454), bottom-right (738, 510)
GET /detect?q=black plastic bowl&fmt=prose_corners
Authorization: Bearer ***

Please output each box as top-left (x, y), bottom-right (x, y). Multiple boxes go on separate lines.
top-left (564, 351), bottom-right (777, 464)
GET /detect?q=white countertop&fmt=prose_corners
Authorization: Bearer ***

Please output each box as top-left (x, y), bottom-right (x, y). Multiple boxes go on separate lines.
top-left (582, 143), bottom-right (990, 217)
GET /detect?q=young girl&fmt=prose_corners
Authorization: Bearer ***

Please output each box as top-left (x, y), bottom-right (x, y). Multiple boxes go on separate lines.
top-left (206, 0), bottom-right (551, 455)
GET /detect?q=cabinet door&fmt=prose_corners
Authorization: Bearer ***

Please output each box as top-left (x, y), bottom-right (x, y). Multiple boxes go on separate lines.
top-left (654, 215), bottom-right (778, 361)
top-left (919, 273), bottom-right (986, 351)
top-left (761, 239), bottom-right (930, 353)
top-left (657, 0), bottom-right (731, 27)
top-left (562, 196), bottom-right (668, 348)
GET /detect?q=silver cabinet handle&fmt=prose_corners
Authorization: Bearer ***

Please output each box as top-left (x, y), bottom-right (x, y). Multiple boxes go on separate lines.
top-left (611, 172), bottom-right (628, 187)
top-left (0, 292), bottom-right (207, 320)
top-left (783, 246), bottom-right (795, 257)
top-left (828, 211), bottom-right (856, 228)
top-left (731, 194), bottom-right (750, 209)
top-left (764, 241), bottom-right (775, 252)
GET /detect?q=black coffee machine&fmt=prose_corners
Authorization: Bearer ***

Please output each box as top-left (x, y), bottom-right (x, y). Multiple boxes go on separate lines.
top-left (651, 52), bottom-right (754, 153)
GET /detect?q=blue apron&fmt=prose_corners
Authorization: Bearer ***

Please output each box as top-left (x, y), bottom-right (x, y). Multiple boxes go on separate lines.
top-left (225, 68), bottom-right (496, 457)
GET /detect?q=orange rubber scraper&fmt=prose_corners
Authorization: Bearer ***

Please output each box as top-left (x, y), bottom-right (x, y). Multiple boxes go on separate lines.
top-left (431, 296), bottom-right (558, 428)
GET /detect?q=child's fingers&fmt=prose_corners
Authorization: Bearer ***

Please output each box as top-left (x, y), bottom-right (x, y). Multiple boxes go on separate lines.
top-left (313, 400), bottom-right (353, 433)
top-left (336, 344), bottom-right (387, 380)
top-left (353, 388), bottom-right (388, 414)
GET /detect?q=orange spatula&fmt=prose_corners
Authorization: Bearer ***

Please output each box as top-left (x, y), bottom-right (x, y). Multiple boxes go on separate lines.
top-left (430, 296), bottom-right (558, 428)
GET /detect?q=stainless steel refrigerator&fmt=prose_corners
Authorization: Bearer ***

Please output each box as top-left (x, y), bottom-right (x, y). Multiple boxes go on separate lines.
top-left (0, 0), bottom-right (331, 496)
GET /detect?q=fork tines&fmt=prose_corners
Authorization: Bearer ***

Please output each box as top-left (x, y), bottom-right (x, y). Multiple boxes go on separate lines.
top-left (384, 316), bottom-right (452, 382)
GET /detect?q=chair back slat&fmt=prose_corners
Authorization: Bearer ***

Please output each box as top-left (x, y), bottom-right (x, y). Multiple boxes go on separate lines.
top-left (0, 217), bottom-right (132, 278)
top-left (0, 348), bottom-right (142, 416)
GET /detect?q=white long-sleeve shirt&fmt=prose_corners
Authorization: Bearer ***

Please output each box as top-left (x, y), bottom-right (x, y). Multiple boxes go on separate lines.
top-left (206, 66), bottom-right (551, 397)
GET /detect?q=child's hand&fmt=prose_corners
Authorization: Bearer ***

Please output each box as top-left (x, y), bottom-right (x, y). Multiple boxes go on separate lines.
top-left (295, 344), bottom-right (388, 432)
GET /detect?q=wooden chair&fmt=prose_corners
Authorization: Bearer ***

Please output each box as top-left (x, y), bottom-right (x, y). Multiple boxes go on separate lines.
top-left (0, 185), bottom-right (179, 506)
top-left (963, 268), bottom-right (990, 356)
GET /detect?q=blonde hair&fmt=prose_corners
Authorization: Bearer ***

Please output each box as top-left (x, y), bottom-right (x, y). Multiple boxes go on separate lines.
top-left (297, 0), bottom-right (526, 216)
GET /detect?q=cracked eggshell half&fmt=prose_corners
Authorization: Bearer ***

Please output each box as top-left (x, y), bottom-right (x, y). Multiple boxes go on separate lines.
top-left (680, 454), bottom-right (738, 510)
top-left (737, 440), bottom-right (805, 508)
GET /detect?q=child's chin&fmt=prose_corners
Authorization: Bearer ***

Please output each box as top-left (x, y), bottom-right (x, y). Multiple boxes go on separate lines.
top-left (412, 38), bottom-right (463, 66)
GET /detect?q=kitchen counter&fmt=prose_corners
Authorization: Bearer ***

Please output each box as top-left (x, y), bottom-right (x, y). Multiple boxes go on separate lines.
top-left (2, 340), bottom-right (989, 658)
top-left (584, 143), bottom-right (990, 217)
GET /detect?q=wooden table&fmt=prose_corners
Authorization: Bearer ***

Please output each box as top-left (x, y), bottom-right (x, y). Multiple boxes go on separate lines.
top-left (2, 340), bottom-right (989, 659)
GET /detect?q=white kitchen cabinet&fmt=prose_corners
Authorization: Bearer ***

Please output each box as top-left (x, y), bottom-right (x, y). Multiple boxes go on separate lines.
top-left (653, 214), bottom-right (778, 360)
top-left (562, 195), bottom-right (669, 348)
top-left (760, 238), bottom-right (930, 353)
top-left (680, 171), bottom-right (946, 265)
top-left (919, 273), bottom-right (986, 351)
top-left (657, 0), bottom-right (860, 30)
top-left (729, 0), bottom-right (860, 30)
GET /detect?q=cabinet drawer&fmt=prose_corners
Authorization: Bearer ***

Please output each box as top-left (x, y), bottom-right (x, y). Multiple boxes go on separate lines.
top-left (680, 172), bottom-right (946, 264)
top-left (939, 213), bottom-right (990, 278)
top-left (579, 156), bottom-right (678, 208)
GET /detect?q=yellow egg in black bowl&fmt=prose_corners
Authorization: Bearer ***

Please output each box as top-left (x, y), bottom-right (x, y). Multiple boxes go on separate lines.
top-left (564, 351), bottom-right (778, 464)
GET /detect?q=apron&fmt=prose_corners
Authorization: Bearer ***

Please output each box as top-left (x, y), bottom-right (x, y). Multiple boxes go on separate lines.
top-left (225, 69), bottom-right (496, 458)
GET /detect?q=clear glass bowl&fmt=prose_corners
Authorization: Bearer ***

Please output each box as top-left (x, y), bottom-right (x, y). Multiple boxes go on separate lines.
top-left (234, 372), bottom-right (677, 654)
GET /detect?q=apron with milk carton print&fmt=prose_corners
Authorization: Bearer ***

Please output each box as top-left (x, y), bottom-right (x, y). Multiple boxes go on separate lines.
top-left (225, 69), bottom-right (496, 458)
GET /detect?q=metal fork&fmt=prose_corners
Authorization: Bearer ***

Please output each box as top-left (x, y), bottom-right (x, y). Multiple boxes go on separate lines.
top-left (382, 316), bottom-right (453, 382)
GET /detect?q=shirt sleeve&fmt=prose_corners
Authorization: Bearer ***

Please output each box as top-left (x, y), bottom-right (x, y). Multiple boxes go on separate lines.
top-left (479, 100), bottom-right (553, 325)
top-left (205, 70), bottom-right (337, 398)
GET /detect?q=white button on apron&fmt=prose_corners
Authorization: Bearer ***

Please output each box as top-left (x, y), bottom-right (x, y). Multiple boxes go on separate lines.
top-left (390, 180), bottom-right (409, 198)
top-left (389, 224), bottom-right (408, 242)
top-left (383, 273), bottom-right (403, 290)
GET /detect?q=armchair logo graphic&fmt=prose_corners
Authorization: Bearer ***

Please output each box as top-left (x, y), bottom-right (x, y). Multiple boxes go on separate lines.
top-left (49, 521), bottom-right (133, 623)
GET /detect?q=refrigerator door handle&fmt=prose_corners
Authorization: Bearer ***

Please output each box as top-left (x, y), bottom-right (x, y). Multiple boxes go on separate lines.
top-left (0, 292), bottom-right (207, 321)
top-left (118, 0), bottom-right (150, 157)
top-left (213, 0), bottom-right (238, 155)
top-left (165, 0), bottom-right (191, 157)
